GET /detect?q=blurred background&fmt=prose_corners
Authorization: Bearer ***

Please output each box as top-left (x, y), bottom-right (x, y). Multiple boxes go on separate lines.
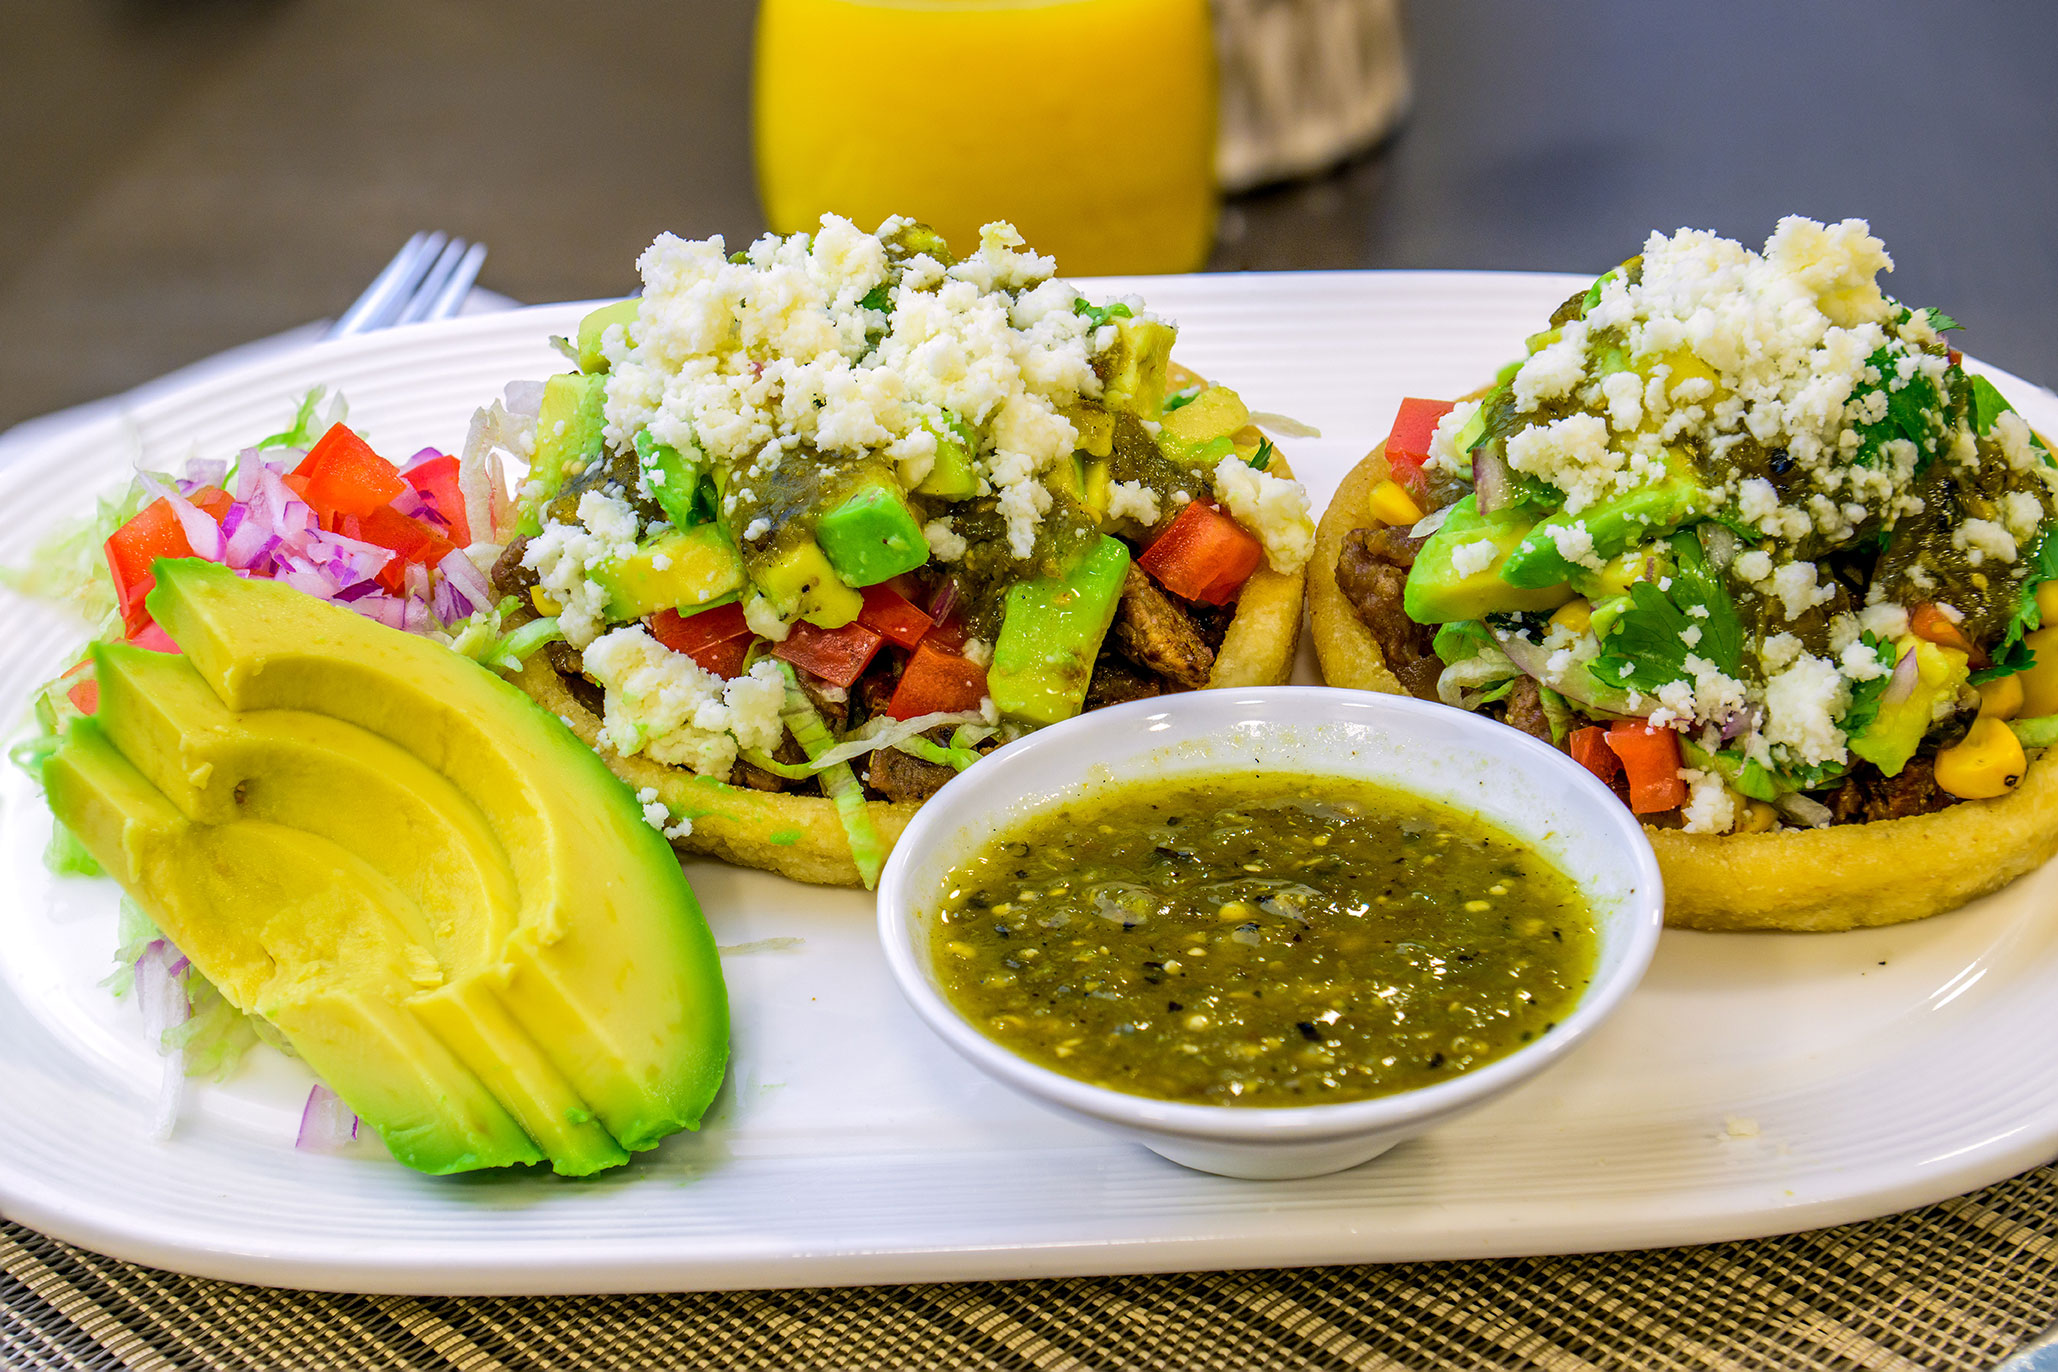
top-left (3, 0), bottom-right (2054, 434)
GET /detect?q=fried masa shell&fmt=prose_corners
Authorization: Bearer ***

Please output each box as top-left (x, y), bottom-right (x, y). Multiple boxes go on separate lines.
top-left (1310, 444), bottom-right (2058, 932)
top-left (519, 454), bottom-right (1308, 888)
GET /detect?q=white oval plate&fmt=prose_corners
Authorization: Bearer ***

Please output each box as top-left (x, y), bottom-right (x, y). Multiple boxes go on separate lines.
top-left (2, 272), bottom-right (2057, 1295)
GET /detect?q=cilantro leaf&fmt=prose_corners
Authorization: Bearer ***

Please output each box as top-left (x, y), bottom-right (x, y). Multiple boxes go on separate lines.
top-left (1850, 345), bottom-right (1946, 469)
top-left (1587, 531), bottom-right (1743, 695)
top-left (1839, 634), bottom-right (1899, 736)
top-left (1074, 298), bottom-right (1134, 329)
top-left (859, 284), bottom-right (893, 313)
top-left (1970, 374), bottom-right (2016, 434)
top-left (1590, 581), bottom-right (1692, 693)
top-left (1249, 438), bottom-right (1275, 471)
top-left (1971, 637), bottom-right (2037, 685)
top-left (1926, 308), bottom-right (1962, 333)
top-left (1669, 529), bottom-right (1743, 676)
top-left (1162, 385), bottom-right (1202, 414)
top-left (1993, 525), bottom-right (2058, 655)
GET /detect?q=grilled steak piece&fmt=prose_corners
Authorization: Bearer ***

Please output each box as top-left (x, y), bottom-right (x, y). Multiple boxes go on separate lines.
top-left (1336, 525), bottom-right (1442, 701)
top-left (1085, 652), bottom-right (1166, 709)
top-left (1498, 675), bottom-right (1553, 742)
top-left (868, 740), bottom-right (957, 803)
top-left (491, 536), bottom-right (538, 600)
top-left (1826, 758), bottom-right (1962, 824)
top-left (1113, 566), bottom-right (1215, 689)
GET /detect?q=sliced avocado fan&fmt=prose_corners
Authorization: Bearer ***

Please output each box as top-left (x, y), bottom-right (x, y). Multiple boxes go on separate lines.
top-left (44, 558), bottom-right (729, 1176)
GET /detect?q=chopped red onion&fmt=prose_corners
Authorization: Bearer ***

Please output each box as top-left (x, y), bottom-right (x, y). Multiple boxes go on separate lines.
top-left (1409, 505), bottom-right (1452, 539)
top-left (296, 1084), bottom-right (360, 1151)
top-left (437, 549), bottom-right (491, 614)
top-left (134, 941), bottom-right (190, 1141)
top-left (1775, 791), bottom-right (1834, 829)
top-left (1472, 448), bottom-right (1512, 514)
top-left (927, 577), bottom-right (961, 624)
top-left (1881, 647), bottom-right (1919, 705)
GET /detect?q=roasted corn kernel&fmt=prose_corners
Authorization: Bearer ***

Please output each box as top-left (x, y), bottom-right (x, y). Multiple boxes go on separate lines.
top-left (1367, 479), bottom-right (1424, 527)
top-left (1934, 715), bottom-right (2027, 800)
top-left (1550, 598), bottom-right (1594, 637)
top-left (1979, 672), bottom-right (2026, 720)
top-left (2017, 627), bottom-right (2058, 717)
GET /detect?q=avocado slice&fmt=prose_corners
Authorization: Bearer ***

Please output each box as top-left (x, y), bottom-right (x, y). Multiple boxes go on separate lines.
top-left (1499, 459), bottom-right (1715, 589)
top-left (1099, 316), bottom-right (1176, 416)
top-left (1155, 385), bottom-right (1249, 468)
top-left (989, 534), bottom-right (1131, 725)
top-left (1403, 496), bottom-right (1574, 624)
top-left (913, 412), bottom-right (979, 499)
top-left (138, 559), bottom-right (730, 1156)
top-left (1850, 635), bottom-right (1970, 776)
top-left (634, 428), bottom-right (707, 531)
top-left (518, 373), bottom-right (609, 537)
top-left (576, 299), bottom-right (640, 375)
top-left (590, 524), bottom-right (745, 620)
top-left (815, 473), bottom-right (929, 587)
top-left (89, 643), bottom-right (630, 1175)
top-left (753, 540), bottom-right (863, 628)
top-left (46, 720), bottom-right (545, 1174)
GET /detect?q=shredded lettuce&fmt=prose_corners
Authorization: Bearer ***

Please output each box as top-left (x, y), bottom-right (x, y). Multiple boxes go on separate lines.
top-left (165, 974), bottom-right (261, 1082)
top-left (809, 710), bottom-right (988, 770)
top-left (446, 596), bottom-right (564, 672)
top-left (773, 662), bottom-right (885, 887)
top-left (0, 478), bottom-right (148, 631)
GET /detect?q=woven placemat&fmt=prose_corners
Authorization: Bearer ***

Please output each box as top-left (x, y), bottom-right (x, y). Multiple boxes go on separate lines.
top-left (7, 1161), bottom-right (2057, 1371)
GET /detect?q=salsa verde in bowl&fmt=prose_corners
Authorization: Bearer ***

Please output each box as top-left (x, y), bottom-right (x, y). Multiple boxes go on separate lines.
top-left (876, 687), bottom-right (1664, 1178)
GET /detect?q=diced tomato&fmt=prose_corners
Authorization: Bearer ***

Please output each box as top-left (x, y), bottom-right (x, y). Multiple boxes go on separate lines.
top-left (1948, 348), bottom-right (1963, 368)
top-left (345, 505), bottom-right (453, 594)
top-left (772, 619), bottom-right (885, 688)
top-left (105, 499), bottom-right (198, 635)
top-left (650, 602), bottom-right (756, 677)
top-left (293, 423), bottom-right (407, 520)
top-left (1569, 726), bottom-right (1620, 785)
top-left (1383, 397), bottom-right (1457, 495)
top-left (857, 583), bottom-right (933, 649)
top-left (1910, 601), bottom-right (1985, 666)
top-left (66, 677), bottom-right (99, 716)
top-left (402, 454), bottom-right (471, 546)
top-left (188, 487), bottom-right (234, 521)
top-left (126, 621), bottom-right (182, 654)
top-left (695, 635), bottom-right (755, 680)
top-left (1137, 500), bottom-right (1264, 606)
top-left (887, 640), bottom-right (987, 720)
top-left (1603, 721), bottom-right (1688, 815)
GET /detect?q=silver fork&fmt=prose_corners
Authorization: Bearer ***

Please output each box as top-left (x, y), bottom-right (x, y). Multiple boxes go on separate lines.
top-left (326, 232), bottom-right (488, 338)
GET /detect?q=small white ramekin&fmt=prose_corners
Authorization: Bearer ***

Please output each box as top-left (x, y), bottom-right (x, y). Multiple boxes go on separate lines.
top-left (876, 686), bottom-right (1664, 1179)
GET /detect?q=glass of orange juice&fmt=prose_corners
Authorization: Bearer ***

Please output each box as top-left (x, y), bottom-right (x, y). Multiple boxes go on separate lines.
top-left (754, 0), bottom-right (1219, 276)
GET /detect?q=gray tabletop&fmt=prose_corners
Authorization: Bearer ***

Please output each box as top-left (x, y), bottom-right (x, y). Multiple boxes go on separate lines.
top-left (5, 3), bottom-right (2058, 1367)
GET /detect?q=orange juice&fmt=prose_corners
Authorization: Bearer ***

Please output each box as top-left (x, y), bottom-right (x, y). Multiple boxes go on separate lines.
top-left (754, 0), bottom-right (1218, 275)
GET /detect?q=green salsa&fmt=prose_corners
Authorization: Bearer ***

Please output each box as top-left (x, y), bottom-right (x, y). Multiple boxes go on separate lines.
top-left (927, 772), bottom-right (1598, 1107)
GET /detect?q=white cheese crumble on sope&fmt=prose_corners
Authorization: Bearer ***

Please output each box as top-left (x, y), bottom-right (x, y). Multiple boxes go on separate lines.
top-left (1447, 537), bottom-right (1498, 579)
top-left (1211, 455), bottom-right (1315, 573)
top-left (582, 628), bottom-right (786, 776)
top-left (1424, 400), bottom-right (1482, 473)
top-left (1104, 479), bottom-right (1163, 527)
top-left (521, 489), bottom-right (644, 649)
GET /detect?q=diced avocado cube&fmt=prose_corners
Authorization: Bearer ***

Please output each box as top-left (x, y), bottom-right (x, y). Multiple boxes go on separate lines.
top-left (589, 524), bottom-right (745, 621)
top-left (1851, 635), bottom-right (1970, 776)
top-left (1046, 454), bottom-right (1087, 505)
top-left (914, 412), bottom-right (979, 499)
top-left (816, 473), bottom-right (929, 587)
top-left (1403, 496), bottom-right (1574, 624)
top-left (576, 299), bottom-right (641, 374)
top-left (989, 534), bottom-right (1131, 725)
top-left (1499, 460), bottom-right (1714, 589)
top-left (518, 373), bottom-right (608, 536)
top-left (754, 540), bottom-right (863, 628)
top-left (1067, 404), bottom-right (1115, 458)
top-left (634, 429), bottom-right (705, 530)
top-left (1099, 316), bottom-right (1177, 417)
top-left (1081, 458), bottom-right (1112, 519)
top-left (1159, 386), bottom-right (1249, 445)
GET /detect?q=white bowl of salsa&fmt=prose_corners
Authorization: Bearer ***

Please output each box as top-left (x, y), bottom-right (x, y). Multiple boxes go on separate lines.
top-left (875, 686), bottom-right (1664, 1180)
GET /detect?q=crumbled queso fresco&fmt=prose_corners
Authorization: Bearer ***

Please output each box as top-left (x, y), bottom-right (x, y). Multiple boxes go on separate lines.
top-left (1426, 218), bottom-right (2058, 830)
